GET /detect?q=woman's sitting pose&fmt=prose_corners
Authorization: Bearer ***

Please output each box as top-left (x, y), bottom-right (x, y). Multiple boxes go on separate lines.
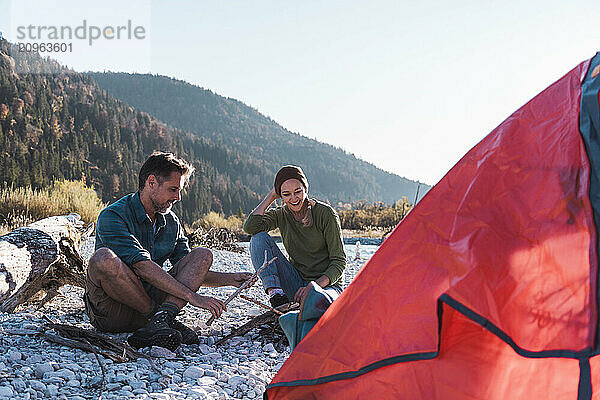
top-left (243, 165), bottom-right (346, 311)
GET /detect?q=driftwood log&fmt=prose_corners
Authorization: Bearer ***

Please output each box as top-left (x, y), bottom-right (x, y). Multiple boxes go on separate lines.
top-left (0, 214), bottom-right (93, 312)
top-left (43, 322), bottom-right (155, 365)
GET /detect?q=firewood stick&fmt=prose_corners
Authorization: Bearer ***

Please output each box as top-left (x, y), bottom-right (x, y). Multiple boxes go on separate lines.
top-left (240, 295), bottom-right (283, 315)
top-left (214, 302), bottom-right (299, 346)
top-left (206, 252), bottom-right (276, 326)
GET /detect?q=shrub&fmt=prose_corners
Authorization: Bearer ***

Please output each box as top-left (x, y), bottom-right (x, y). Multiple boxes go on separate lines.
top-left (192, 211), bottom-right (244, 232)
top-left (0, 180), bottom-right (106, 234)
top-left (49, 180), bottom-right (106, 223)
top-left (336, 197), bottom-right (413, 231)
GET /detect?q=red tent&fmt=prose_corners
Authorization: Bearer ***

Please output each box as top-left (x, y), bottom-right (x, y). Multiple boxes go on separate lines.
top-left (265, 53), bottom-right (600, 399)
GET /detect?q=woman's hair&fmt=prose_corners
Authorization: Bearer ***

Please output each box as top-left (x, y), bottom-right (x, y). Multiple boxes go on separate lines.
top-left (274, 165), bottom-right (308, 196)
top-left (138, 151), bottom-right (195, 192)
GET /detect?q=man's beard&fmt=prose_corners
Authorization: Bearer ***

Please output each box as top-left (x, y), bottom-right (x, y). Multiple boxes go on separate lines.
top-left (151, 197), bottom-right (173, 214)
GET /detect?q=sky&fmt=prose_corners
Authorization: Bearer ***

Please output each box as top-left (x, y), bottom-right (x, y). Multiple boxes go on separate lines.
top-left (1, 0), bottom-right (599, 185)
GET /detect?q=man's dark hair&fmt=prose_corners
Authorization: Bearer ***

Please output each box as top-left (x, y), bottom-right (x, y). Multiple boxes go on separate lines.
top-left (138, 151), bottom-right (195, 192)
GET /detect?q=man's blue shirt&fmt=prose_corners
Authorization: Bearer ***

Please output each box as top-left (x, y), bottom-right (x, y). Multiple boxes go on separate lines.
top-left (95, 192), bottom-right (190, 268)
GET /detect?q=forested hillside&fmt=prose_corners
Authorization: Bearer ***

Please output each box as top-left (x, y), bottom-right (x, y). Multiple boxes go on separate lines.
top-left (0, 37), bottom-right (428, 226)
top-left (89, 72), bottom-right (429, 204)
top-left (0, 39), bottom-right (263, 223)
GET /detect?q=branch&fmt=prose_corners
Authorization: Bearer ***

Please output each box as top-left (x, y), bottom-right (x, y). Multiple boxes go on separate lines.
top-left (215, 302), bottom-right (298, 346)
top-left (240, 295), bottom-right (283, 315)
top-left (206, 252), bottom-right (276, 325)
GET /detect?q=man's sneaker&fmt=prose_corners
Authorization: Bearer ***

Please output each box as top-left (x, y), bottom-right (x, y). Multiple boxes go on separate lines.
top-left (269, 293), bottom-right (288, 308)
top-left (127, 310), bottom-right (182, 352)
top-left (170, 318), bottom-right (200, 345)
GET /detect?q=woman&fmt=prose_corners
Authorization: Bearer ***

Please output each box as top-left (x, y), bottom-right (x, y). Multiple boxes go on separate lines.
top-left (243, 165), bottom-right (346, 310)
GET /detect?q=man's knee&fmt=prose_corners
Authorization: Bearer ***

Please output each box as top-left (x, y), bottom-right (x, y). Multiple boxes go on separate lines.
top-left (189, 247), bottom-right (213, 271)
top-left (88, 248), bottom-right (125, 278)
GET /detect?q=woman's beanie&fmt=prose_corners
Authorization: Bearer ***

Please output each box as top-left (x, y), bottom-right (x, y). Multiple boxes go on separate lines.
top-left (274, 165), bottom-right (308, 196)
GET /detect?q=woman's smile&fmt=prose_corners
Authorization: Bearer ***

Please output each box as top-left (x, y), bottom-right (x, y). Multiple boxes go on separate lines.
top-left (280, 178), bottom-right (307, 212)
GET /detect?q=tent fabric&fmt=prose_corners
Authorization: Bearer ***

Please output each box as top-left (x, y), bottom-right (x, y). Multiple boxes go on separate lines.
top-left (579, 54), bottom-right (600, 347)
top-left (265, 53), bottom-right (600, 399)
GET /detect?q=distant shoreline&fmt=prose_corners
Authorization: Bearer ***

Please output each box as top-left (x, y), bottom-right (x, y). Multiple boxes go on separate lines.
top-left (236, 234), bottom-right (384, 246)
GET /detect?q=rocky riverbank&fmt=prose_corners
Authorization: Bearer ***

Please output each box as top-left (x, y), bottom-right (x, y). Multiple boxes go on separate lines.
top-left (0, 243), bottom-right (377, 399)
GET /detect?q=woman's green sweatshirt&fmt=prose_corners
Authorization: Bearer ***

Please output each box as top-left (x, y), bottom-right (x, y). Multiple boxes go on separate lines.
top-left (243, 200), bottom-right (346, 285)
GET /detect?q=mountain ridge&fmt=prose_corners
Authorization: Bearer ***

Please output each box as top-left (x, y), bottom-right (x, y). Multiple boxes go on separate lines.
top-left (89, 72), bottom-right (430, 204)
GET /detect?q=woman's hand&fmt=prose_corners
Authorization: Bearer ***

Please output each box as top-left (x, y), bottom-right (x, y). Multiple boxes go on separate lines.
top-left (294, 275), bottom-right (331, 306)
top-left (268, 188), bottom-right (280, 201)
top-left (251, 188), bottom-right (280, 216)
top-left (294, 282), bottom-right (315, 309)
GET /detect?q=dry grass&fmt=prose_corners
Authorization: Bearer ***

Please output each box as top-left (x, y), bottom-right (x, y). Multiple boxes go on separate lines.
top-left (0, 180), bottom-right (106, 235)
top-left (191, 211), bottom-right (244, 232)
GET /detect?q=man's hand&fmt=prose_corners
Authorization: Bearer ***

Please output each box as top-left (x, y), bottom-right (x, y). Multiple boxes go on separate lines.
top-left (189, 293), bottom-right (226, 319)
top-left (229, 272), bottom-right (257, 288)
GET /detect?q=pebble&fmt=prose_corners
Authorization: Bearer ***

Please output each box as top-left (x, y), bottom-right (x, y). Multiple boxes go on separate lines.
top-left (9, 350), bottom-right (23, 361)
top-left (263, 343), bottom-right (275, 353)
top-left (54, 368), bottom-right (76, 380)
top-left (114, 373), bottom-right (129, 383)
top-left (88, 376), bottom-right (102, 387)
top-left (238, 365), bottom-right (250, 374)
top-left (183, 366), bottom-right (205, 381)
top-left (130, 380), bottom-right (146, 390)
top-left (66, 379), bottom-right (80, 387)
top-left (198, 344), bottom-right (212, 354)
top-left (29, 380), bottom-right (46, 392)
top-left (0, 243), bottom-right (375, 400)
top-left (12, 377), bottom-right (26, 391)
top-left (204, 369), bottom-right (218, 378)
top-left (228, 374), bottom-right (247, 387)
top-left (34, 363), bottom-right (55, 378)
top-left (105, 383), bottom-right (121, 391)
top-left (150, 346), bottom-right (177, 359)
top-left (189, 387), bottom-right (209, 398)
top-left (198, 376), bottom-right (218, 386)
top-left (28, 355), bottom-right (43, 363)
top-left (45, 384), bottom-right (58, 397)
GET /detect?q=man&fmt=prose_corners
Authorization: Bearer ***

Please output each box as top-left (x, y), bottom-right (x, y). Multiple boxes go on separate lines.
top-left (84, 151), bottom-right (251, 351)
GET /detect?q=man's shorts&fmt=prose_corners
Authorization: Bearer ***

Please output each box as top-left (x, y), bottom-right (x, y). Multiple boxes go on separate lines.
top-left (84, 261), bottom-right (182, 333)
